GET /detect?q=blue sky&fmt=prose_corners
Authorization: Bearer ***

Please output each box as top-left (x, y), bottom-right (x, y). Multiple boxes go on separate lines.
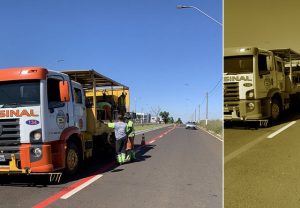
top-left (0, 0), bottom-right (222, 122)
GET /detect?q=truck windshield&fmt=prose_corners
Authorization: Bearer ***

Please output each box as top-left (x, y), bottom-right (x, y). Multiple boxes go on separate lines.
top-left (224, 56), bottom-right (253, 74)
top-left (0, 81), bottom-right (40, 108)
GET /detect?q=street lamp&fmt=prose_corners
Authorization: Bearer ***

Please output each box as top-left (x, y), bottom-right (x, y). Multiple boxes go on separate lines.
top-left (176, 5), bottom-right (222, 26)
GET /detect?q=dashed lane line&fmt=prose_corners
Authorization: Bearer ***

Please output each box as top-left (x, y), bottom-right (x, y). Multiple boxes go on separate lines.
top-left (267, 121), bottom-right (296, 139)
top-left (224, 134), bottom-right (266, 164)
top-left (225, 121), bottom-right (297, 164)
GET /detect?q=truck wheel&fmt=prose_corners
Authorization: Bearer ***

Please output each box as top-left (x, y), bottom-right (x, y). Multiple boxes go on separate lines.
top-left (106, 133), bottom-right (116, 156)
top-left (270, 98), bottom-right (281, 122)
top-left (65, 142), bottom-right (80, 176)
top-left (107, 133), bottom-right (115, 146)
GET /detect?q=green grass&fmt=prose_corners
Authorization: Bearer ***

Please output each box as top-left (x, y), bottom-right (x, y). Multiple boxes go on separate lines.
top-left (134, 123), bottom-right (170, 132)
top-left (198, 119), bottom-right (223, 137)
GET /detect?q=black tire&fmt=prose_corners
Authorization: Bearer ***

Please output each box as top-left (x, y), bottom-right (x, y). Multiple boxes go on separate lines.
top-left (107, 133), bottom-right (115, 147)
top-left (269, 98), bottom-right (281, 123)
top-left (64, 142), bottom-right (80, 176)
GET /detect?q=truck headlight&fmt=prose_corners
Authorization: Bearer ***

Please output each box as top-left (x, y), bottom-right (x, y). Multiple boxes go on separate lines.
top-left (248, 92), bottom-right (254, 98)
top-left (247, 102), bottom-right (255, 110)
top-left (30, 129), bottom-right (42, 143)
top-left (32, 147), bottom-right (42, 158)
top-left (246, 90), bottom-right (254, 99)
top-left (33, 132), bottom-right (42, 140)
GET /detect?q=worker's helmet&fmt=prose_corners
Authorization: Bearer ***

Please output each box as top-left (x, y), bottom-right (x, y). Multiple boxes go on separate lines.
top-left (124, 112), bottom-right (131, 119)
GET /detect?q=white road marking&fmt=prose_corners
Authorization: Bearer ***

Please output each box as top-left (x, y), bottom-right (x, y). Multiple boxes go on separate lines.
top-left (198, 127), bottom-right (223, 142)
top-left (224, 135), bottom-right (265, 164)
top-left (61, 174), bottom-right (103, 199)
top-left (225, 121), bottom-right (297, 163)
top-left (267, 121), bottom-right (296, 139)
top-left (148, 141), bottom-right (154, 144)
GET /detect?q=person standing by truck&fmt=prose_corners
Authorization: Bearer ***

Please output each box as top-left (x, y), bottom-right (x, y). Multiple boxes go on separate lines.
top-left (125, 113), bottom-right (136, 162)
top-left (108, 115), bottom-right (128, 165)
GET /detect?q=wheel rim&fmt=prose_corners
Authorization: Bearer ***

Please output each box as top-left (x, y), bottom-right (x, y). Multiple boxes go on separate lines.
top-left (271, 103), bottom-right (280, 119)
top-left (67, 149), bottom-right (78, 171)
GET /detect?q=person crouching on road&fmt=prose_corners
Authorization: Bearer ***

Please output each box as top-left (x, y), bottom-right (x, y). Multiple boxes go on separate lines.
top-left (125, 113), bottom-right (136, 162)
top-left (108, 115), bottom-right (127, 165)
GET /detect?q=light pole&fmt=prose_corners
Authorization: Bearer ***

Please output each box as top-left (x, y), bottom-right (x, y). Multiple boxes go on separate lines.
top-left (134, 97), bottom-right (137, 113)
top-left (198, 104), bottom-right (200, 123)
top-left (206, 92), bottom-right (208, 126)
top-left (177, 4), bottom-right (220, 127)
top-left (176, 5), bottom-right (222, 26)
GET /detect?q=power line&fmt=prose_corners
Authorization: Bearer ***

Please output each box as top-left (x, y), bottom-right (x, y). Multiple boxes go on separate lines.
top-left (208, 78), bottom-right (222, 95)
top-left (200, 97), bottom-right (205, 105)
top-left (198, 77), bottom-right (222, 125)
top-left (199, 77), bottom-right (221, 107)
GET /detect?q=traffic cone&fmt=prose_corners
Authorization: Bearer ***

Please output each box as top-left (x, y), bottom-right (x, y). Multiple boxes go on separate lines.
top-left (141, 134), bottom-right (146, 146)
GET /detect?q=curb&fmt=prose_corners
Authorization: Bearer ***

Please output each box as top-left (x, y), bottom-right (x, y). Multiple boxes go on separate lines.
top-left (198, 126), bottom-right (223, 142)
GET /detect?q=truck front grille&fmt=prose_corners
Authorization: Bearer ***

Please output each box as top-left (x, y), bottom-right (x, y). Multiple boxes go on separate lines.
top-left (224, 82), bottom-right (239, 102)
top-left (0, 119), bottom-right (20, 146)
top-left (224, 82), bottom-right (239, 114)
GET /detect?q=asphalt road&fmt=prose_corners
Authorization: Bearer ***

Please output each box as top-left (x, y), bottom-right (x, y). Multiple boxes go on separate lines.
top-left (225, 113), bottom-right (300, 208)
top-left (0, 125), bottom-right (222, 208)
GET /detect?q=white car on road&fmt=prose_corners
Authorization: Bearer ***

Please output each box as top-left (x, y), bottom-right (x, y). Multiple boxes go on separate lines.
top-left (186, 122), bottom-right (197, 130)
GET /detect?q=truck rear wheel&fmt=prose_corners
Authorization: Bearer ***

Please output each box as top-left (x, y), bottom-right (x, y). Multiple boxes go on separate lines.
top-left (270, 98), bottom-right (281, 123)
top-left (65, 142), bottom-right (80, 176)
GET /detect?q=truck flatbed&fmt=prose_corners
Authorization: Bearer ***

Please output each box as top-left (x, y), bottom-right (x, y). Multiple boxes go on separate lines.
top-left (61, 69), bottom-right (129, 90)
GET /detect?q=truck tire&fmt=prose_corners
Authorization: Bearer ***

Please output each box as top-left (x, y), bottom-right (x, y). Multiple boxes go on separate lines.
top-left (106, 133), bottom-right (116, 156)
top-left (270, 98), bottom-right (281, 123)
top-left (64, 142), bottom-right (80, 176)
top-left (107, 133), bottom-right (115, 147)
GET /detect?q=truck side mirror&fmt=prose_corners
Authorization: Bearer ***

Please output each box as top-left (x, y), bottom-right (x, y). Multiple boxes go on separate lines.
top-left (59, 81), bottom-right (70, 102)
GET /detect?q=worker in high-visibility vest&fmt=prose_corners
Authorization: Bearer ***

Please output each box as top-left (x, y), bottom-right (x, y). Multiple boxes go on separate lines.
top-left (108, 115), bottom-right (127, 164)
top-left (124, 113), bottom-right (135, 162)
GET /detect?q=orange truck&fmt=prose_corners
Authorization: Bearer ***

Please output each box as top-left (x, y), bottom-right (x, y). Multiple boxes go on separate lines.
top-left (0, 67), bottom-right (129, 182)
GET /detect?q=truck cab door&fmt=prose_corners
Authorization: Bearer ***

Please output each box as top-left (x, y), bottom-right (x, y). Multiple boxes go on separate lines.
top-left (44, 76), bottom-right (72, 141)
top-left (275, 58), bottom-right (285, 91)
top-left (73, 85), bottom-right (86, 131)
top-left (255, 53), bottom-right (274, 98)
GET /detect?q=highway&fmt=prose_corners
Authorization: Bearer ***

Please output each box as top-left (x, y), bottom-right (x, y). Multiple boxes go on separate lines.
top-left (225, 113), bottom-right (300, 208)
top-left (0, 125), bottom-right (222, 208)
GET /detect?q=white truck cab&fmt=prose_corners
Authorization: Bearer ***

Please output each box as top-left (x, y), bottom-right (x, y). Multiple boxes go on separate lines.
top-left (224, 47), bottom-right (300, 126)
top-left (0, 67), bottom-right (129, 181)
